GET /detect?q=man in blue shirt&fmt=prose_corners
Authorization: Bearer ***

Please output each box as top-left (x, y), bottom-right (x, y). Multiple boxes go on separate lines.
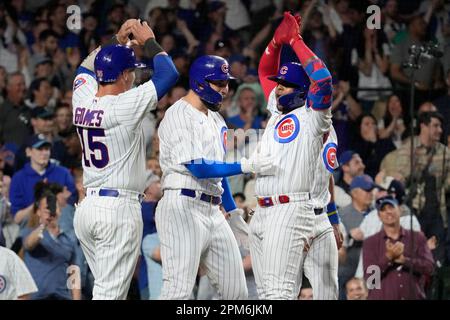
top-left (9, 135), bottom-right (76, 226)
top-left (21, 189), bottom-right (81, 300)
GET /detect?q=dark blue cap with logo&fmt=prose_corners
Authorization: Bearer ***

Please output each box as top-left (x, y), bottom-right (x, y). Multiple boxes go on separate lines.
top-left (376, 195), bottom-right (399, 210)
top-left (338, 150), bottom-right (357, 167)
top-left (350, 174), bottom-right (381, 192)
top-left (31, 107), bottom-right (54, 119)
top-left (27, 135), bottom-right (52, 149)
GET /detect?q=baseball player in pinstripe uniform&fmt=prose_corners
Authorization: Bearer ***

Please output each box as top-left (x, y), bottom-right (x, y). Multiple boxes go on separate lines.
top-left (304, 127), bottom-right (342, 300)
top-left (156, 55), bottom-right (275, 300)
top-left (72, 20), bottom-right (178, 300)
top-left (267, 89), bottom-right (343, 300)
top-left (249, 12), bottom-right (334, 300)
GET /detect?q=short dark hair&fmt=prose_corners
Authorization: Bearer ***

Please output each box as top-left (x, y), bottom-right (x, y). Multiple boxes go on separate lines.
top-left (418, 111), bottom-right (444, 127)
top-left (38, 29), bottom-right (59, 42)
top-left (54, 103), bottom-right (71, 114)
top-left (29, 77), bottom-right (50, 101)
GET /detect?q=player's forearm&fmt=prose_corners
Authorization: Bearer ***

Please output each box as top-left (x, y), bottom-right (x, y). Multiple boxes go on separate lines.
top-left (258, 40), bottom-right (282, 99)
top-left (291, 37), bottom-right (332, 110)
top-left (291, 37), bottom-right (332, 84)
top-left (151, 54), bottom-right (179, 100)
top-left (185, 159), bottom-right (243, 179)
top-left (221, 177), bottom-right (237, 212)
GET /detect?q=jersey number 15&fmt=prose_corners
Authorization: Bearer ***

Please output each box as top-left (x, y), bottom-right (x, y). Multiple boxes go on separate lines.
top-left (77, 127), bottom-right (110, 168)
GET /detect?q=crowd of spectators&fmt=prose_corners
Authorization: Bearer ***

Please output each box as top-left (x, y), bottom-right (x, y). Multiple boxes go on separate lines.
top-left (1, 0), bottom-right (449, 300)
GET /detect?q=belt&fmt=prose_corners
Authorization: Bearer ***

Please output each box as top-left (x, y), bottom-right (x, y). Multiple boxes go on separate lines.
top-left (86, 188), bottom-right (144, 202)
top-left (180, 188), bottom-right (222, 205)
top-left (256, 193), bottom-right (311, 208)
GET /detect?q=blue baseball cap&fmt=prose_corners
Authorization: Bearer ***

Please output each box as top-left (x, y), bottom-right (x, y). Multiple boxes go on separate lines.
top-left (338, 150), bottom-right (357, 167)
top-left (376, 195), bottom-right (399, 211)
top-left (27, 135), bottom-right (51, 149)
top-left (350, 174), bottom-right (381, 192)
top-left (31, 107), bottom-right (54, 119)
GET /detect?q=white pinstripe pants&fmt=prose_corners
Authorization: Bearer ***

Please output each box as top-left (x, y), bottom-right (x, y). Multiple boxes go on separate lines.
top-left (74, 196), bottom-right (143, 300)
top-left (155, 190), bottom-right (248, 300)
top-left (249, 201), bottom-right (315, 300)
top-left (303, 213), bottom-right (339, 300)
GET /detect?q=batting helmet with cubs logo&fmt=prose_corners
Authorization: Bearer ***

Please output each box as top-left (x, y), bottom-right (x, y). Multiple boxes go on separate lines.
top-left (268, 62), bottom-right (310, 113)
top-left (189, 55), bottom-right (235, 111)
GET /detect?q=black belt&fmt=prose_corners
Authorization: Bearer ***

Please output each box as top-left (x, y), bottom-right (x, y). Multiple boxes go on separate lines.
top-left (180, 189), bottom-right (222, 205)
top-left (314, 208), bottom-right (325, 215)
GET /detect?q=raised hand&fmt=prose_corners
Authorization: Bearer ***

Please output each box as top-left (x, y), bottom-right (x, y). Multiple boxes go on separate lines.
top-left (273, 12), bottom-right (302, 46)
top-left (130, 20), bottom-right (156, 46)
top-left (117, 19), bottom-right (139, 45)
top-left (273, 12), bottom-right (295, 46)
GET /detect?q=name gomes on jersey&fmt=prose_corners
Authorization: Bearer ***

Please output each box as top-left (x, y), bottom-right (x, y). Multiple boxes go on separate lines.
top-left (273, 114), bottom-right (300, 143)
top-left (73, 107), bottom-right (109, 169)
top-left (74, 107), bottom-right (104, 127)
top-left (322, 142), bottom-right (337, 173)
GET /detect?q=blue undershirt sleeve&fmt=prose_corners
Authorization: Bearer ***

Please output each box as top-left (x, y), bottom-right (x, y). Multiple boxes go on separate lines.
top-left (221, 177), bottom-right (237, 212)
top-left (151, 54), bottom-right (179, 100)
top-left (184, 159), bottom-right (243, 179)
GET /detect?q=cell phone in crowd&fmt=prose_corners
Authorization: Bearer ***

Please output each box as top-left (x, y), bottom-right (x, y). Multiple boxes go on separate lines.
top-left (46, 193), bottom-right (58, 217)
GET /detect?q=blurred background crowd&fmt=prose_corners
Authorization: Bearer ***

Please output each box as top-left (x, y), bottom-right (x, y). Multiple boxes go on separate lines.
top-left (0, 0), bottom-right (450, 300)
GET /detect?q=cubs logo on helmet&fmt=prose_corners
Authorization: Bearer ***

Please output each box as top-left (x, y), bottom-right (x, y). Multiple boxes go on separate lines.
top-left (280, 65), bottom-right (288, 75)
top-left (322, 142), bottom-right (337, 172)
top-left (221, 63), bottom-right (229, 74)
top-left (274, 114), bottom-right (300, 143)
top-left (221, 126), bottom-right (227, 152)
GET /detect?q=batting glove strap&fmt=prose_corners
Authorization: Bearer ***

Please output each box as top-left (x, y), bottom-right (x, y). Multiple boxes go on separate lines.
top-left (144, 38), bottom-right (164, 60)
top-left (327, 202), bottom-right (340, 225)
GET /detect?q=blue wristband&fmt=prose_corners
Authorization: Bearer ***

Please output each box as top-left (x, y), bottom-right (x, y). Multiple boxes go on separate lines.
top-left (327, 202), bottom-right (340, 225)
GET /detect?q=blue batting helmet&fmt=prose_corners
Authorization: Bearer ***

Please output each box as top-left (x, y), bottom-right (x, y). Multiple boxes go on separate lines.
top-left (268, 62), bottom-right (310, 112)
top-left (94, 44), bottom-right (147, 83)
top-left (189, 55), bottom-right (235, 109)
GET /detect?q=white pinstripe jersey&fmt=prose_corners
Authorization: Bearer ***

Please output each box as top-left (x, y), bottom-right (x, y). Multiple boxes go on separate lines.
top-left (158, 99), bottom-right (228, 196)
top-left (310, 125), bottom-right (338, 208)
top-left (72, 72), bottom-right (158, 192)
top-left (255, 90), bottom-right (332, 196)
